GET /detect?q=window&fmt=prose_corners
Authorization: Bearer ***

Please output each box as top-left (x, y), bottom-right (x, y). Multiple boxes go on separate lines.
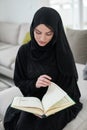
top-left (49, 0), bottom-right (87, 29)
top-left (83, 0), bottom-right (87, 28)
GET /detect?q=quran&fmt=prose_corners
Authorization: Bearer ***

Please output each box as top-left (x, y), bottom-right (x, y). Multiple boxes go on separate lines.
top-left (11, 82), bottom-right (75, 117)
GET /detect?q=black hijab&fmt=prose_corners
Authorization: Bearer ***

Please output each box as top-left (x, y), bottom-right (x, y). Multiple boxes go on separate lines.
top-left (29, 7), bottom-right (78, 79)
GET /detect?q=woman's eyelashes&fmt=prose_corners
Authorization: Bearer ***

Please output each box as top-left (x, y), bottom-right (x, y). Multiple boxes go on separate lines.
top-left (46, 32), bottom-right (53, 36)
top-left (34, 29), bottom-right (53, 36)
top-left (35, 30), bottom-right (41, 35)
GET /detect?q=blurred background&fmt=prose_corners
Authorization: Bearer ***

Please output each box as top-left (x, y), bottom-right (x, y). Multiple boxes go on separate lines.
top-left (0, 0), bottom-right (87, 29)
top-left (0, 1), bottom-right (87, 130)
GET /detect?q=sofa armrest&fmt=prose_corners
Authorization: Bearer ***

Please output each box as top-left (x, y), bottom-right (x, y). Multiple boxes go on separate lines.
top-left (0, 87), bottom-right (23, 121)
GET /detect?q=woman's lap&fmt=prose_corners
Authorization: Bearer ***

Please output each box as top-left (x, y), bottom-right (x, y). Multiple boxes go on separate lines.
top-left (15, 109), bottom-right (71, 130)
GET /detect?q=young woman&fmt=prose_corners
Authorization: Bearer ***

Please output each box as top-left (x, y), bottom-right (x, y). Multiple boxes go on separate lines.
top-left (4, 7), bottom-right (82, 130)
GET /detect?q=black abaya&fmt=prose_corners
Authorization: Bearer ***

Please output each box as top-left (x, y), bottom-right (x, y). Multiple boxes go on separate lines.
top-left (4, 43), bottom-right (82, 130)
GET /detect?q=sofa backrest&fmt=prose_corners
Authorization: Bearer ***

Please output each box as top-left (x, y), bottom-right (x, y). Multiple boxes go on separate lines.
top-left (66, 28), bottom-right (87, 64)
top-left (0, 22), bottom-right (20, 45)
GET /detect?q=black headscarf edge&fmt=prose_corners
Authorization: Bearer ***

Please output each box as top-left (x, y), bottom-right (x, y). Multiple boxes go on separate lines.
top-left (29, 7), bottom-right (78, 79)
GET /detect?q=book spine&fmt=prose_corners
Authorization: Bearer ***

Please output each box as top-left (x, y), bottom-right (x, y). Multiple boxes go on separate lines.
top-left (41, 115), bottom-right (47, 118)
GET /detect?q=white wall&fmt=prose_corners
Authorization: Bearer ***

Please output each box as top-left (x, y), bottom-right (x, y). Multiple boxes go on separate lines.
top-left (0, 0), bottom-right (49, 24)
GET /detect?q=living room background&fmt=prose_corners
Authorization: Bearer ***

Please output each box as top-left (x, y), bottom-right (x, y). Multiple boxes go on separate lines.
top-left (0, 0), bottom-right (49, 24)
top-left (0, 0), bottom-right (87, 29)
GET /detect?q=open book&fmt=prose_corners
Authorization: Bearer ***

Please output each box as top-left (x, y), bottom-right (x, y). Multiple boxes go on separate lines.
top-left (11, 82), bottom-right (75, 117)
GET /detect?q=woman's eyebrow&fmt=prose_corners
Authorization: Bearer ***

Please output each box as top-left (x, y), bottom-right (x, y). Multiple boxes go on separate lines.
top-left (35, 28), bottom-right (53, 33)
top-left (34, 28), bottom-right (41, 32)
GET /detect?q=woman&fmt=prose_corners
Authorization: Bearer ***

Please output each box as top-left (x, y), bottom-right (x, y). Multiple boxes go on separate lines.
top-left (4, 7), bottom-right (82, 130)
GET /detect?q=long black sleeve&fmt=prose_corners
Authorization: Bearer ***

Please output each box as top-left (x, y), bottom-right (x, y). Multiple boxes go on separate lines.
top-left (14, 44), bottom-right (38, 96)
top-left (57, 73), bottom-right (81, 103)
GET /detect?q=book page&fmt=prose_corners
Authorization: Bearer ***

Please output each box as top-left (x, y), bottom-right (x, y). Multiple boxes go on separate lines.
top-left (45, 95), bottom-right (75, 116)
top-left (42, 82), bottom-right (67, 111)
top-left (11, 97), bottom-right (43, 110)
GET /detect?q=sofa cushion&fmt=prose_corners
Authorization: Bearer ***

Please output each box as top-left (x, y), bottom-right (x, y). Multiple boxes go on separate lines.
top-left (0, 87), bottom-right (23, 121)
top-left (0, 42), bottom-right (14, 50)
top-left (66, 28), bottom-right (87, 64)
top-left (18, 23), bottom-right (30, 44)
top-left (0, 45), bottom-right (20, 68)
top-left (0, 22), bottom-right (20, 45)
top-left (0, 81), bottom-right (10, 91)
top-left (0, 121), bottom-right (4, 130)
top-left (83, 63), bottom-right (87, 80)
top-left (64, 68), bottom-right (87, 130)
top-left (76, 63), bottom-right (84, 80)
top-left (10, 61), bottom-right (15, 70)
top-left (0, 66), bottom-right (14, 79)
top-left (23, 32), bottom-right (31, 44)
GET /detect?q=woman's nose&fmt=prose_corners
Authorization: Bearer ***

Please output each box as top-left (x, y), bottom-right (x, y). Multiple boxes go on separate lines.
top-left (40, 34), bottom-right (46, 41)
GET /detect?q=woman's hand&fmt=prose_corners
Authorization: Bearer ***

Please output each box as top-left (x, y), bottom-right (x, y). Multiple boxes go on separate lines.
top-left (36, 74), bottom-right (52, 88)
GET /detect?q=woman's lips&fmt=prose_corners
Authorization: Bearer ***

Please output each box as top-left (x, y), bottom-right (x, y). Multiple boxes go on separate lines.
top-left (39, 41), bottom-right (46, 45)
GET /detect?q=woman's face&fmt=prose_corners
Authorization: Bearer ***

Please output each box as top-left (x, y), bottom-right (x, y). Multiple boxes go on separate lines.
top-left (34, 24), bottom-right (54, 46)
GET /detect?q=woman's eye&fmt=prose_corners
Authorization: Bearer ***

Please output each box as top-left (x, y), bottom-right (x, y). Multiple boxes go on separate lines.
top-left (35, 30), bottom-right (41, 35)
top-left (46, 32), bottom-right (53, 36)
